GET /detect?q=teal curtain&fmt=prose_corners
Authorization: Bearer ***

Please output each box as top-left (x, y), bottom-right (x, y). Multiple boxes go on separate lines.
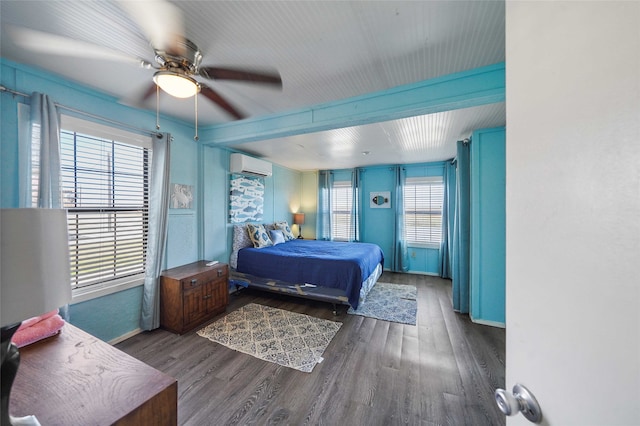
top-left (316, 170), bottom-right (333, 240)
top-left (452, 139), bottom-right (471, 313)
top-left (350, 169), bottom-right (362, 242)
top-left (141, 133), bottom-right (171, 330)
top-left (22, 93), bottom-right (62, 209)
top-left (23, 93), bottom-right (70, 320)
top-left (439, 160), bottom-right (456, 278)
top-left (392, 166), bottom-right (409, 272)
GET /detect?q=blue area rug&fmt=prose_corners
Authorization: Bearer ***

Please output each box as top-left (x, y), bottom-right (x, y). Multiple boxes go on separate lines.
top-left (348, 282), bottom-right (417, 325)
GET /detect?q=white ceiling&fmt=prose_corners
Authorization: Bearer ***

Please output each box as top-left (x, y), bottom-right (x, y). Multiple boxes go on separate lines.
top-left (0, 0), bottom-right (505, 171)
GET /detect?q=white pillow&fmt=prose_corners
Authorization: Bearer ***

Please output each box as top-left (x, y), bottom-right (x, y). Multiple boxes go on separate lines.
top-left (269, 229), bottom-right (286, 245)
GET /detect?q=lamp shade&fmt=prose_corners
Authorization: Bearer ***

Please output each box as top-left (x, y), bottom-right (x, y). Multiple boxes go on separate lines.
top-left (293, 213), bottom-right (305, 225)
top-left (1, 209), bottom-right (72, 326)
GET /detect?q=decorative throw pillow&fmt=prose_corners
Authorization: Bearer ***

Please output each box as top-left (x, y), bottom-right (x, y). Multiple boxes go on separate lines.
top-left (273, 221), bottom-right (295, 241)
top-left (230, 224), bottom-right (255, 268)
top-left (232, 225), bottom-right (253, 251)
top-left (269, 229), bottom-right (286, 245)
top-left (247, 223), bottom-right (273, 248)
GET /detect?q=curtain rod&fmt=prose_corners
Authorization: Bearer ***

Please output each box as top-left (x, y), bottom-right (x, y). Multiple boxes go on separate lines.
top-left (0, 85), bottom-right (161, 138)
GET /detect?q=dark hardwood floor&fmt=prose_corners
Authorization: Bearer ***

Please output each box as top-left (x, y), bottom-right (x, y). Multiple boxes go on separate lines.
top-left (116, 272), bottom-right (505, 426)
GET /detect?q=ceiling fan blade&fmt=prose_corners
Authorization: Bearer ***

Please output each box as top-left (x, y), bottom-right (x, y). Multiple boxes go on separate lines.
top-left (117, 0), bottom-right (185, 55)
top-left (6, 26), bottom-right (148, 66)
top-left (118, 82), bottom-right (158, 109)
top-left (200, 84), bottom-right (245, 120)
top-left (199, 67), bottom-right (282, 87)
top-left (141, 82), bottom-right (158, 103)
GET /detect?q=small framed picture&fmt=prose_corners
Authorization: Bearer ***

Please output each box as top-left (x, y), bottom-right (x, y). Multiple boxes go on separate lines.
top-left (170, 183), bottom-right (194, 209)
top-left (370, 191), bottom-right (390, 208)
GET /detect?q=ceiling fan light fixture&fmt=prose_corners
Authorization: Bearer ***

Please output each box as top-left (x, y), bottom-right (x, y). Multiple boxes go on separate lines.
top-left (153, 70), bottom-right (200, 98)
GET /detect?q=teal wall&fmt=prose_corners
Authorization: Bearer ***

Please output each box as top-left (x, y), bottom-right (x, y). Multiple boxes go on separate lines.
top-left (300, 171), bottom-right (318, 239)
top-left (69, 287), bottom-right (143, 342)
top-left (360, 167), bottom-right (396, 269)
top-left (470, 127), bottom-right (506, 326)
top-left (201, 145), bottom-right (230, 264)
top-left (271, 166), bottom-right (302, 224)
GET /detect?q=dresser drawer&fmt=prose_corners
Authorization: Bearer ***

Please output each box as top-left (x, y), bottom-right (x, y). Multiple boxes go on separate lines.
top-left (180, 264), bottom-right (227, 290)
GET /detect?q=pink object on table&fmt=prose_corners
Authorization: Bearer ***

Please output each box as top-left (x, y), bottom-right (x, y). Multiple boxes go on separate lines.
top-left (12, 309), bottom-right (66, 348)
top-left (17, 309), bottom-right (59, 330)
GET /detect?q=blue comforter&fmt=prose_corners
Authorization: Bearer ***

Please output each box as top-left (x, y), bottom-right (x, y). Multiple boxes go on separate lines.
top-left (236, 239), bottom-right (384, 309)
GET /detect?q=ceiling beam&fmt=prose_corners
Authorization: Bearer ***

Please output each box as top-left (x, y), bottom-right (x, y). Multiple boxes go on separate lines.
top-left (202, 62), bottom-right (505, 146)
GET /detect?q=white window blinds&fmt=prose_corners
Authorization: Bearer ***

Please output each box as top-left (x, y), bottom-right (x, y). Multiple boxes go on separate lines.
top-left (404, 176), bottom-right (444, 247)
top-left (58, 116), bottom-right (151, 289)
top-left (331, 180), bottom-right (353, 241)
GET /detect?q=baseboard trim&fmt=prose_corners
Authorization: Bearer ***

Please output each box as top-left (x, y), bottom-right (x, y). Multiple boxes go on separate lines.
top-left (406, 270), bottom-right (440, 277)
top-left (109, 328), bottom-right (143, 345)
top-left (470, 317), bottom-right (505, 329)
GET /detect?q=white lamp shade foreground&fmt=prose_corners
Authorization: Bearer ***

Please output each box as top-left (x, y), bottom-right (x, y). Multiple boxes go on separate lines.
top-left (1, 209), bottom-right (72, 327)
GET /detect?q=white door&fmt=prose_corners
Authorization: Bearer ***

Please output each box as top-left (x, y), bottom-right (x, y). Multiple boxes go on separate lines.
top-left (505, 2), bottom-right (640, 425)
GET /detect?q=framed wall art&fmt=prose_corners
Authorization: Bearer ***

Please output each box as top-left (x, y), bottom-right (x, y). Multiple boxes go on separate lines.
top-left (370, 191), bottom-right (391, 208)
top-left (170, 183), bottom-right (194, 209)
top-left (229, 174), bottom-right (264, 223)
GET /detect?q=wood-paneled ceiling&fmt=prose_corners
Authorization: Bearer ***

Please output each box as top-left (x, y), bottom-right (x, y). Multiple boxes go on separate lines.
top-left (0, 1), bottom-right (505, 171)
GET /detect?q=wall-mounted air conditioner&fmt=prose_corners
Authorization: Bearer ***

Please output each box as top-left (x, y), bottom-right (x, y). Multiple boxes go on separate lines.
top-left (230, 153), bottom-right (272, 177)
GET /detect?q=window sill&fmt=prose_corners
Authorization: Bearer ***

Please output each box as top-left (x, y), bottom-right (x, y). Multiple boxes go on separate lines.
top-left (71, 275), bottom-right (145, 304)
top-left (406, 243), bottom-right (440, 250)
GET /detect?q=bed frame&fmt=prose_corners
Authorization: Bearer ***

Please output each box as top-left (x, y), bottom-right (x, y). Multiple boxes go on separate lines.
top-left (229, 263), bottom-right (382, 315)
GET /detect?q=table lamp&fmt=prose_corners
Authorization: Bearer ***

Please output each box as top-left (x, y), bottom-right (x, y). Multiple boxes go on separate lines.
top-left (293, 213), bottom-right (305, 239)
top-left (1, 209), bottom-right (72, 426)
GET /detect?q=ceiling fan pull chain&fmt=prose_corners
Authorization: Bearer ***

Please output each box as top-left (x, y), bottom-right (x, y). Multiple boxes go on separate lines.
top-left (194, 92), bottom-right (199, 141)
top-left (155, 84), bottom-right (161, 130)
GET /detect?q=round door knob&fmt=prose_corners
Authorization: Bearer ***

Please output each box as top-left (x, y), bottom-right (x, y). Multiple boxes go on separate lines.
top-left (495, 383), bottom-right (543, 423)
top-left (495, 388), bottom-right (519, 416)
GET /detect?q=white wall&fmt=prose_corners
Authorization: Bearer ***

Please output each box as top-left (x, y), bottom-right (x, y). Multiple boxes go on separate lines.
top-left (506, 2), bottom-right (640, 424)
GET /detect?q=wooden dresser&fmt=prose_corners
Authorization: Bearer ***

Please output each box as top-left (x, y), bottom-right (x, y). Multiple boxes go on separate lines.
top-left (11, 323), bottom-right (177, 425)
top-left (160, 260), bottom-right (229, 334)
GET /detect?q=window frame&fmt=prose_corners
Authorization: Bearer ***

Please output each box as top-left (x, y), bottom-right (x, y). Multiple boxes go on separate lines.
top-left (403, 175), bottom-right (444, 249)
top-left (58, 116), bottom-right (152, 302)
top-left (330, 179), bottom-right (355, 241)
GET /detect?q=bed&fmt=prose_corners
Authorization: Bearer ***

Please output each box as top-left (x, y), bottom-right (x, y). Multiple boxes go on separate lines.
top-left (229, 223), bottom-right (384, 311)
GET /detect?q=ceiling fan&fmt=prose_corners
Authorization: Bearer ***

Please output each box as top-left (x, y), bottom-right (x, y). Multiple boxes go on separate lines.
top-left (6, 0), bottom-right (282, 121)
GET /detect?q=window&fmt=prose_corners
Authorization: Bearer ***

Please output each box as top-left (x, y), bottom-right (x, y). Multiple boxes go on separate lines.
top-left (404, 176), bottom-right (444, 247)
top-left (331, 180), bottom-right (355, 241)
top-left (41, 116), bottom-right (152, 291)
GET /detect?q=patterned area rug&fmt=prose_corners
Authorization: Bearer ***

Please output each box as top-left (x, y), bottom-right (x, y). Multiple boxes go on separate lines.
top-left (197, 303), bottom-right (342, 373)
top-left (348, 282), bottom-right (417, 325)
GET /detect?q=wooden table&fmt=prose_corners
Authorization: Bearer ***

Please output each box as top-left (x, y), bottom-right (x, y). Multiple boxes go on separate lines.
top-left (10, 323), bottom-right (177, 425)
